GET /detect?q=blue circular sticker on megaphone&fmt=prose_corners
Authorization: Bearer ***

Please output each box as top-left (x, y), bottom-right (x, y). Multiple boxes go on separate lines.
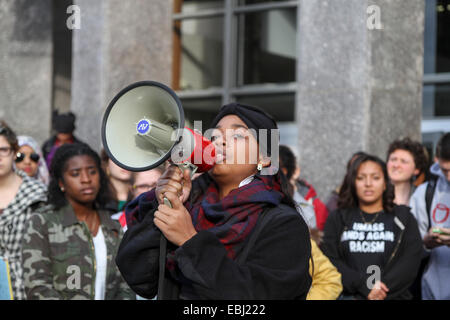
top-left (136, 119), bottom-right (151, 135)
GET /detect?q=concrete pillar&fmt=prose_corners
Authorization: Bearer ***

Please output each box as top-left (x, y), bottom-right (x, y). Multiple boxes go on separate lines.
top-left (0, 0), bottom-right (53, 146)
top-left (296, 0), bottom-right (425, 199)
top-left (71, 0), bottom-right (173, 151)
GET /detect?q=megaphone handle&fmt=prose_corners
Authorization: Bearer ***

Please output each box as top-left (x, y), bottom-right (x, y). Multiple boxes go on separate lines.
top-left (163, 197), bottom-right (172, 208)
top-left (157, 163), bottom-right (197, 300)
top-left (161, 162), bottom-right (198, 209)
top-left (157, 234), bottom-right (167, 299)
top-left (157, 198), bottom-right (171, 300)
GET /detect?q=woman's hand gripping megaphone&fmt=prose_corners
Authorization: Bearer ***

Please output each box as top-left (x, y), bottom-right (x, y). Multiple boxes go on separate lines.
top-left (154, 164), bottom-right (197, 247)
top-left (155, 164), bottom-right (193, 207)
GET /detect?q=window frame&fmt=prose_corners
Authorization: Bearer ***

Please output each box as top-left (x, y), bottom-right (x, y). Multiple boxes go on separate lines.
top-left (172, 0), bottom-right (300, 110)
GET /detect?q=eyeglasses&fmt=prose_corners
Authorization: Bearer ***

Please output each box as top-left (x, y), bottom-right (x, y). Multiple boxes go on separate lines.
top-left (0, 147), bottom-right (13, 157)
top-left (15, 152), bottom-right (40, 163)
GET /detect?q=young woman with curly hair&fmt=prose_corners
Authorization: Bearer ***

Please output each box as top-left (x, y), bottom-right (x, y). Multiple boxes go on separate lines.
top-left (386, 137), bottom-right (429, 205)
top-left (22, 143), bottom-right (135, 300)
top-left (321, 154), bottom-right (423, 300)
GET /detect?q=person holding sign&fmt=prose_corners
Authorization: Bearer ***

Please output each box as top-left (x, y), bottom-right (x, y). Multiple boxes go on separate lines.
top-left (321, 154), bottom-right (422, 300)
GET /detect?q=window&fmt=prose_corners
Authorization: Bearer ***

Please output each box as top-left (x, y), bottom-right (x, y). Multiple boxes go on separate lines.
top-left (237, 8), bottom-right (297, 86)
top-left (172, 0), bottom-right (299, 130)
top-left (423, 0), bottom-right (450, 118)
top-left (175, 16), bottom-right (224, 91)
top-left (422, 0), bottom-right (450, 157)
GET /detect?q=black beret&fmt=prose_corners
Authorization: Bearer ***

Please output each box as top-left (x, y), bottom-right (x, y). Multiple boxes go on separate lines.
top-left (210, 102), bottom-right (278, 156)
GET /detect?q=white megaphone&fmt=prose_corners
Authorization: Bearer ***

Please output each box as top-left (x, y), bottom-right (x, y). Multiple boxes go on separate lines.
top-left (101, 81), bottom-right (216, 206)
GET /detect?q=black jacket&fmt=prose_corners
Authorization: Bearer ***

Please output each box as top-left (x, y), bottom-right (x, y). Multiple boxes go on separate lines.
top-left (115, 192), bottom-right (312, 300)
top-left (321, 205), bottom-right (423, 300)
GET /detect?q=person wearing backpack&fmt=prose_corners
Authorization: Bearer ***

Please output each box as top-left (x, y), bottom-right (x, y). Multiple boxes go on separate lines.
top-left (409, 132), bottom-right (450, 300)
top-left (115, 103), bottom-right (312, 300)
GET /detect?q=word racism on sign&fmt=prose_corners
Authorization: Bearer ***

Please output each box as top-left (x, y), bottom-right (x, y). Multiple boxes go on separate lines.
top-left (341, 222), bottom-right (395, 253)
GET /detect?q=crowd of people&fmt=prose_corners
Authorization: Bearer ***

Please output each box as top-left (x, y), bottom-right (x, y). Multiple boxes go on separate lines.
top-left (0, 106), bottom-right (449, 300)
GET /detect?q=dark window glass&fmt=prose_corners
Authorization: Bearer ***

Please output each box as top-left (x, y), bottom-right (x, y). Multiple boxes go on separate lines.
top-left (424, 0), bottom-right (450, 73)
top-left (237, 9), bottom-right (297, 85)
top-left (235, 93), bottom-right (295, 121)
top-left (436, 0), bottom-right (450, 72)
top-left (181, 0), bottom-right (223, 14)
top-left (181, 98), bottom-right (222, 130)
top-left (52, 0), bottom-right (73, 113)
top-left (174, 17), bottom-right (224, 91)
top-left (423, 84), bottom-right (450, 118)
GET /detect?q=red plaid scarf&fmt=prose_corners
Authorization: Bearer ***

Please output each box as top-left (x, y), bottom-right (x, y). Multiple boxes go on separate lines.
top-left (185, 173), bottom-right (284, 259)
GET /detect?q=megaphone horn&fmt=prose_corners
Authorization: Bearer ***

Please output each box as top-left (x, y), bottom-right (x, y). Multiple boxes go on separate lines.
top-left (101, 80), bottom-right (216, 183)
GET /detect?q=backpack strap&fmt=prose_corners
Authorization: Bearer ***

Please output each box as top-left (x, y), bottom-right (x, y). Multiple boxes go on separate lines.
top-left (425, 174), bottom-right (438, 229)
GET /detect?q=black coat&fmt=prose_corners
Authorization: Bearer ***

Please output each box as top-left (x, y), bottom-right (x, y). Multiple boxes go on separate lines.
top-left (321, 205), bottom-right (423, 300)
top-left (115, 192), bottom-right (312, 300)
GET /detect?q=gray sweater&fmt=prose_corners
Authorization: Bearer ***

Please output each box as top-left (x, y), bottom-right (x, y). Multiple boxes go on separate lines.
top-left (409, 162), bottom-right (450, 300)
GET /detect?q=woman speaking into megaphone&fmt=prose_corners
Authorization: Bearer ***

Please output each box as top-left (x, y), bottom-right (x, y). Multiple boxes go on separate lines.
top-left (116, 103), bottom-right (312, 300)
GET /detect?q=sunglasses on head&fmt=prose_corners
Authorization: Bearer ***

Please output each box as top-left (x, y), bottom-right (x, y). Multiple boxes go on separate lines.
top-left (15, 152), bottom-right (40, 163)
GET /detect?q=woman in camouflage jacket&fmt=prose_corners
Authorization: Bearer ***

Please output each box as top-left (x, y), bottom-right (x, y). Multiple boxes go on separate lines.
top-left (22, 143), bottom-right (135, 300)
